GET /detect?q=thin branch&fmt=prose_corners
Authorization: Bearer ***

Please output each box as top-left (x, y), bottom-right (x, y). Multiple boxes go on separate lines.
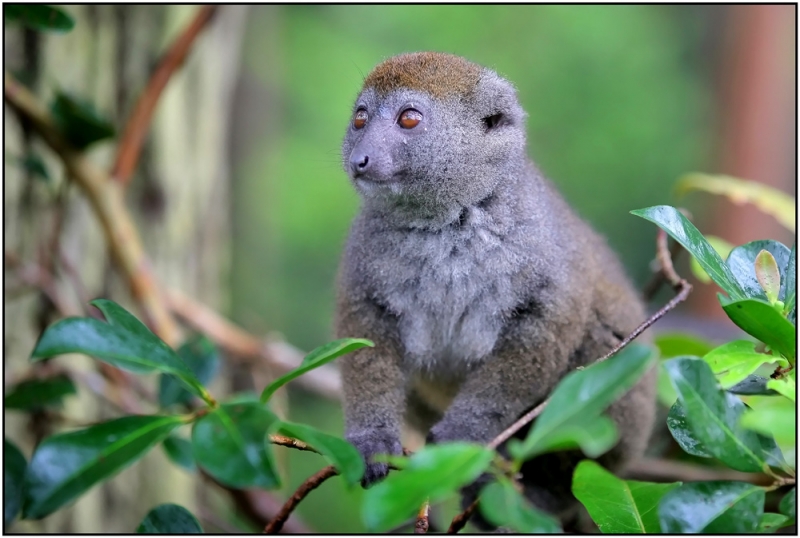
top-left (415, 500), bottom-right (430, 534)
top-left (201, 470), bottom-right (312, 534)
top-left (166, 288), bottom-right (342, 399)
top-left (642, 233), bottom-right (683, 300)
top-left (622, 457), bottom-right (773, 486)
top-left (447, 499), bottom-right (478, 534)
top-left (269, 434), bottom-right (320, 454)
top-left (264, 465), bottom-right (339, 534)
top-left (4, 72), bottom-right (181, 345)
top-left (112, 5), bottom-right (218, 186)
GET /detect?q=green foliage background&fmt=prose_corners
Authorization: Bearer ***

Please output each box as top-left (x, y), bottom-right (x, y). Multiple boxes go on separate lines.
top-left (229, 5), bottom-right (712, 531)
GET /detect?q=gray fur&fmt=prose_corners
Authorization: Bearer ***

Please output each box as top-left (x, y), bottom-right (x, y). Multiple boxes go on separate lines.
top-left (335, 53), bottom-right (656, 519)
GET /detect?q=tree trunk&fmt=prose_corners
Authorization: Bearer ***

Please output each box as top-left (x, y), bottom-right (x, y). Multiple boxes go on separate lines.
top-left (4, 5), bottom-right (247, 532)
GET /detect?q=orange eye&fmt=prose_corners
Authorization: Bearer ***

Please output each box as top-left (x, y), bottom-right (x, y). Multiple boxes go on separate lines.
top-left (398, 109), bottom-right (422, 129)
top-left (353, 109), bottom-right (368, 129)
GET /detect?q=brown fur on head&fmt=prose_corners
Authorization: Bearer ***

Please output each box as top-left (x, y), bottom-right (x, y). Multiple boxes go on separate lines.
top-left (362, 52), bottom-right (482, 99)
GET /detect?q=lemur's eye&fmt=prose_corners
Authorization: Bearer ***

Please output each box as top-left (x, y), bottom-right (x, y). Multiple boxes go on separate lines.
top-left (353, 109), bottom-right (368, 129)
top-left (398, 109), bottom-right (422, 129)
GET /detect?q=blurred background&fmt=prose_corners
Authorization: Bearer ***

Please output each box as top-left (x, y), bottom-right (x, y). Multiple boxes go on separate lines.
top-left (4, 4), bottom-right (795, 533)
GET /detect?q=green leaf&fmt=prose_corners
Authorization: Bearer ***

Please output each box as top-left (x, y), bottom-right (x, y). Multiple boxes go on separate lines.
top-left (572, 460), bottom-right (680, 533)
top-left (757, 513), bottom-right (790, 533)
top-left (630, 205), bottom-right (746, 299)
top-left (690, 235), bottom-right (735, 284)
top-left (361, 443), bottom-right (493, 532)
top-left (727, 375), bottom-right (778, 396)
top-left (137, 503), bottom-right (203, 533)
top-left (658, 481), bottom-right (765, 533)
top-left (259, 338), bottom-right (373, 403)
top-left (703, 340), bottom-right (787, 389)
top-left (755, 250), bottom-right (782, 304)
top-left (4, 5), bottom-right (75, 32)
top-left (5, 375), bottom-right (77, 410)
top-left (514, 343), bottom-right (655, 460)
top-left (4, 439), bottom-right (27, 527)
top-left (664, 358), bottom-right (784, 472)
top-left (23, 415), bottom-right (183, 519)
top-left (32, 300), bottom-right (205, 400)
top-left (655, 332), bottom-right (715, 359)
top-left (512, 414), bottom-right (618, 459)
top-left (159, 335), bottom-right (219, 408)
top-left (726, 241), bottom-right (791, 302)
top-left (50, 91), bottom-right (115, 149)
top-left (674, 173), bottom-right (796, 233)
top-left (480, 478), bottom-right (561, 533)
top-left (783, 244), bottom-right (796, 320)
top-left (275, 421), bottom-right (364, 487)
top-left (162, 435), bottom-right (195, 472)
top-left (740, 396), bottom-right (796, 450)
top-left (767, 376), bottom-right (796, 402)
top-left (779, 488), bottom-right (795, 523)
top-left (666, 401), bottom-right (712, 458)
top-left (722, 299), bottom-right (796, 362)
top-left (191, 401), bottom-right (280, 489)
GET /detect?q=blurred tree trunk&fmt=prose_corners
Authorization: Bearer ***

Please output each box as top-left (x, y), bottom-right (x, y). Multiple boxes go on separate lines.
top-left (4, 5), bottom-right (247, 532)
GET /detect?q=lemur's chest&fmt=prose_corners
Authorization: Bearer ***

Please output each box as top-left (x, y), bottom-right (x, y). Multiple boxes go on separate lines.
top-left (368, 221), bottom-right (528, 373)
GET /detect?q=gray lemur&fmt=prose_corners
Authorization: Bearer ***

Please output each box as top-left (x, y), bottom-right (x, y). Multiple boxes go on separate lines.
top-left (335, 52), bottom-right (656, 520)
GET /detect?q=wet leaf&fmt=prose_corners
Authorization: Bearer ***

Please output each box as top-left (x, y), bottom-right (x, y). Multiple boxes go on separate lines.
top-left (630, 205), bottom-right (745, 299)
top-left (779, 488), bottom-right (795, 523)
top-left (658, 481), bottom-right (764, 533)
top-left (32, 300), bottom-right (206, 401)
top-left (727, 375), bottom-right (778, 396)
top-left (573, 460), bottom-right (680, 533)
top-left (137, 503), bottom-right (202, 533)
top-left (664, 358), bottom-right (784, 472)
top-left (23, 415), bottom-right (183, 519)
top-left (666, 401), bottom-right (712, 458)
top-left (191, 401), bottom-right (280, 489)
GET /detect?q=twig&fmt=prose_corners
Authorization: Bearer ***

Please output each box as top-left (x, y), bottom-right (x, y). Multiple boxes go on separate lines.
top-left (269, 434), bottom-right (320, 454)
top-left (166, 288), bottom-right (342, 399)
top-left (201, 470), bottom-right (312, 534)
top-left (264, 465), bottom-right (339, 534)
top-left (112, 5), bottom-right (218, 186)
top-left (4, 72), bottom-right (181, 345)
top-left (622, 457), bottom-right (773, 486)
top-left (415, 500), bottom-right (430, 534)
top-left (450, 229), bottom-right (693, 531)
top-left (447, 499), bottom-right (478, 534)
top-left (642, 232), bottom-right (683, 300)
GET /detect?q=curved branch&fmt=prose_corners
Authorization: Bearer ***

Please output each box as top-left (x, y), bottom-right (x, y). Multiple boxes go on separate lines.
top-left (264, 465), bottom-right (339, 534)
top-left (112, 5), bottom-right (218, 186)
